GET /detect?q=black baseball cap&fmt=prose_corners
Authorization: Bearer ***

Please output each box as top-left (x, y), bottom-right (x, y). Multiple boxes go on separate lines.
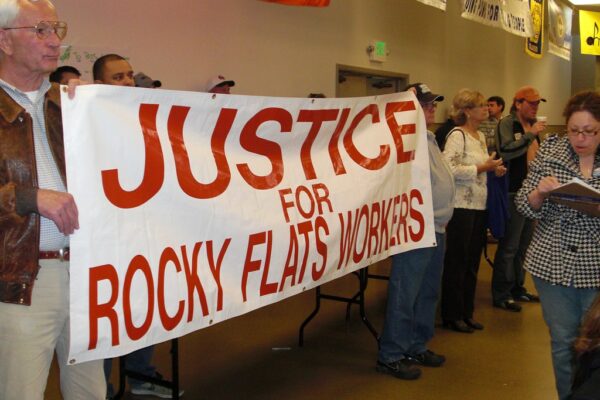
top-left (405, 82), bottom-right (444, 103)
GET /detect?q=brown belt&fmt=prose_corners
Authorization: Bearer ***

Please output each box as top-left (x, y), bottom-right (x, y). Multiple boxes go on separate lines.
top-left (39, 248), bottom-right (70, 261)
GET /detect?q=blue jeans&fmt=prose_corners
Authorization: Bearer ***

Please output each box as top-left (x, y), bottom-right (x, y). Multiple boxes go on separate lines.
top-left (533, 276), bottom-right (599, 400)
top-left (378, 232), bottom-right (445, 362)
top-left (491, 193), bottom-right (533, 303)
top-left (104, 345), bottom-right (156, 396)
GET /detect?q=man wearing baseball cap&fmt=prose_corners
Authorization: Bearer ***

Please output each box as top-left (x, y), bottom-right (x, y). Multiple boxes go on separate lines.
top-left (206, 75), bottom-right (235, 94)
top-left (134, 72), bottom-right (162, 88)
top-left (376, 83), bottom-right (455, 380)
top-left (406, 82), bottom-right (444, 104)
top-left (492, 85), bottom-right (546, 312)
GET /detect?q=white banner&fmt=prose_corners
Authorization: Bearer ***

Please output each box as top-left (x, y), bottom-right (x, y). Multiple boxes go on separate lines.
top-left (62, 86), bottom-right (435, 364)
top-left (501, 0), bottom-right (533, 37)
top-left (462, 0), bottom-right (502, 27)
top-left (415, 0), bottom-right (447, 11)
top-left (461, 0), bottom-right (533, 37)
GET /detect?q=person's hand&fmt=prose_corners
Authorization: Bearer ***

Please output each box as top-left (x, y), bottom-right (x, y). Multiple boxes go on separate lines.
top-left (479, 152), bottom-right (503, 173)
top-left (66, 78), bottom-right (89, 99)
top-left (37, 189), bottom-right (79, 234)
top-left (494, 164), bottom-right (507, 177)
top-left (536, 176), bottom-right (561, 197)
top-left (530, 121), bottom-right (547, 136)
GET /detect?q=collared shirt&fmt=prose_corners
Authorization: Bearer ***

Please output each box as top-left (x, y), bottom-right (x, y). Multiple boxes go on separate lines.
top-left (0, 78), bottom-right (68, 251)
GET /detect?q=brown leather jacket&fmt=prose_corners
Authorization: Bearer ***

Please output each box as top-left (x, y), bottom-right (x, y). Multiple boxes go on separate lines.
top-left (0, 84), bottom-right (65, 306)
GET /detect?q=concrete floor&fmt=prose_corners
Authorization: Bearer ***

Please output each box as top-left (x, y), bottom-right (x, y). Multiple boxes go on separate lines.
top-left (45, 244), bottom-right (557, 399)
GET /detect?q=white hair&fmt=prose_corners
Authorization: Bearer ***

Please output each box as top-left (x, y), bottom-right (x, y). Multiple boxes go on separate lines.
top-left (0, 0), bottom-right (20, 28)
top-left (0, 0), bottom-right (55, 28)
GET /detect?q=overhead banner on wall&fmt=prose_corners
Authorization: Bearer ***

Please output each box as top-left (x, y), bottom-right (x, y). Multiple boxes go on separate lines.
top-left (461, 0), bottom-right (502, 27)
top-left (461, 0), bottom-right (533, 37)
top-left (579, 10), bottom-right (600, 56)
top-left (415, 0), bottom-right (447, 11)
top-left (525, 0), bottom-right (545, 58)
top-left (548, 0), bottom-right (572, 60)
top-left (62, 86), bottom-right (435, 363)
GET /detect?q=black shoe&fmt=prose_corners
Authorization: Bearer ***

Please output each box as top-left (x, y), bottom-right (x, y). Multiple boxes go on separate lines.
top-left (404, 350), bottom-right (446, 367)
top-left (464, 318), bottom-right (484, 330)
top-left (515, 292), bottom-right (540, 302)
top-left (443, 320), bottom-right (474, 333)
top-left (376, 359), bottom-right (421, 380)
top-left (494, 299), bottom-right (522, 312)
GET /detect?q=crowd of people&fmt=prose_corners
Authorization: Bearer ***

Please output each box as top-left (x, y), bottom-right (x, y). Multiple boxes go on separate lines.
top-left (376, 82), bottom-right (600, 400)
top-left (0, 1), bottom-right (599, 400)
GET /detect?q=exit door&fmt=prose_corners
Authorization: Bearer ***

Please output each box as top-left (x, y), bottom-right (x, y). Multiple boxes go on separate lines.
top-left (336, 65), bottom-right (408, 98)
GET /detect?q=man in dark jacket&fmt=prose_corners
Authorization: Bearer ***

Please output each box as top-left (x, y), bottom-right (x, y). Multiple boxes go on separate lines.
top-left (491, 86), bottom-right (546, 312)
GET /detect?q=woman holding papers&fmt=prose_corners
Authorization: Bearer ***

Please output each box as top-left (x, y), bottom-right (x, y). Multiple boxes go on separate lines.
top-left (515, 91), bottom-right (600, 400)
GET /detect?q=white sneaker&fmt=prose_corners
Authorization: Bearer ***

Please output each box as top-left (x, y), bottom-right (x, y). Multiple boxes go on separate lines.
top-left (130, 382), bottom-right (184, 399)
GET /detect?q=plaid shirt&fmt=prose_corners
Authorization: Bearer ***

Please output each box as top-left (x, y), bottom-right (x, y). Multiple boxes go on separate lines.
top-left (516, 135), bottom-right (600, 288)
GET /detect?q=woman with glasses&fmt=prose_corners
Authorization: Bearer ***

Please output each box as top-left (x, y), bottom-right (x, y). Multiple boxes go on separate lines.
top-left (515, 91), bottom-right (600, 400)
top-left (440, 89), bottom-right (506, 333)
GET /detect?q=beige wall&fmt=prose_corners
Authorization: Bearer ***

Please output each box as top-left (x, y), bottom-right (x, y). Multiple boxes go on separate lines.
top-left (54, 0), bottom-right (584, 125)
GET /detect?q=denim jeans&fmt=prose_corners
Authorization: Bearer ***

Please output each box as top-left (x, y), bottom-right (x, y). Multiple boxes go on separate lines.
top-left (378, 232), bottom-right (445, 362)
top-left (491, 193), bottom-right (534, 303)
top-left (104, 345), bottom-right (156, 396)
top-left (533, 276), bottom-right (599, 400)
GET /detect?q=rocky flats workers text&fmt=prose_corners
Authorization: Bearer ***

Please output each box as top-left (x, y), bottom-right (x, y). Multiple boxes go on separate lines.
top-left (62, 87), bottom-right (435, 364)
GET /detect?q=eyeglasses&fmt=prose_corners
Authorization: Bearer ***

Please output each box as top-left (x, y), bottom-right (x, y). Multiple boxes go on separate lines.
top-left (4, 21), bottom-right (67, 40)
top-left (566, 127), bottom-right (598, 137)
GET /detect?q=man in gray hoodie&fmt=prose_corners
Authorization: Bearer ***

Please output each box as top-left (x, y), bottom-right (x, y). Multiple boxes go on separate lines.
top-left (376, 83), bottom-right (455, 380)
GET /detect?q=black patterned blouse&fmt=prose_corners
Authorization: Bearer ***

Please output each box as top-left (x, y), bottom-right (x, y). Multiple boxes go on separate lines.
top-left (516, 135), bottom-right (600, 288)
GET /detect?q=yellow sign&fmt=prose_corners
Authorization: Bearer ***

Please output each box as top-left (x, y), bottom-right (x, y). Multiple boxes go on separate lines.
top-left (526, 0), bottom-right (545, 58)
top-left (580, 10), bottom-right (600, 55)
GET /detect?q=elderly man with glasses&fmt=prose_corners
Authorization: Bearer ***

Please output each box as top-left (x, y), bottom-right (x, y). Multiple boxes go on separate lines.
top-left (0, 1), bottom-right (105, 399)
top-left (491, 86), bottom-right (547, 313)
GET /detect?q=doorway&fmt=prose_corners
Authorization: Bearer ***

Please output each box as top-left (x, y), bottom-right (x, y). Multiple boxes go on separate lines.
top-left (336, 64), bottom-right (409, 98)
